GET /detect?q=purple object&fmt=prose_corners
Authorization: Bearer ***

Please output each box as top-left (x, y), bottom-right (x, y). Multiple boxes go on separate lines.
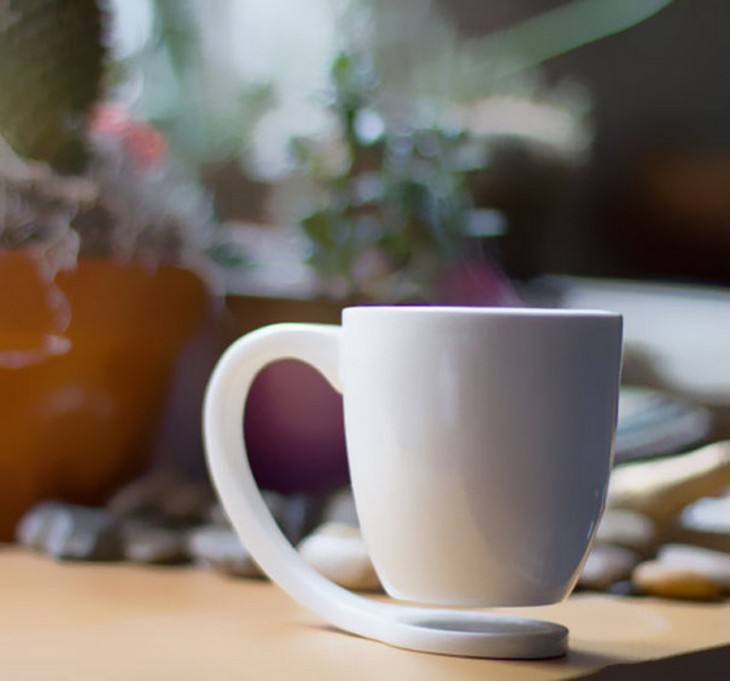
top-left (244, 359), bottom-right (349, 494)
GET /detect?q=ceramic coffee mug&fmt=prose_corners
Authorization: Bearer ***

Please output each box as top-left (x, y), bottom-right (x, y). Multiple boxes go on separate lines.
top-left (204, 306), bottom-right (623, 658)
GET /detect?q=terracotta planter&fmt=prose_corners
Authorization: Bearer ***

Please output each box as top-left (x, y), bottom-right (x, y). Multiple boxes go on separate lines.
top-left (0, 252), bottom-right (207, 539)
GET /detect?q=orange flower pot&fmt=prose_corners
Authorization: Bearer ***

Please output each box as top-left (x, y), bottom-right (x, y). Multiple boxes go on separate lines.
top-left (0, 252), bottom-right (207, 539)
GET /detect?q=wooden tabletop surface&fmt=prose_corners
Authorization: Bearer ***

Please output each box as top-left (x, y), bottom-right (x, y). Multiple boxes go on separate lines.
top-left (1, 547), bottom-right (728, 680)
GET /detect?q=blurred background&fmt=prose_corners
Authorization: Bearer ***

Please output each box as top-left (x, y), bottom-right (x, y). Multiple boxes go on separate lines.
top-left (2, 0), bottom-right (730, 541)
top-left (447, 0), bottom-right (730, 285)
top-left (5, 0), bottom-right (729, 295)
top-left (96, 0), bottom-right (730, 290)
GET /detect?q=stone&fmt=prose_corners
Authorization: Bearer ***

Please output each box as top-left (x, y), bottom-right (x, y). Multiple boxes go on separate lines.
top-left (669, 526), bottom-right (730, 554)
top-left (681, 494), bottom-right (730, 533)
top-left (159, 481), bottom-right (216, 526)
top-left (657, 544), bottom-right (730, 592)
top-left (607, 441), bottom-right (730, 526)
top-left (187, 525), bottom-right (263, 578)
top-left (123, 524), bottom-right (189, 565)
top-left (297, 522), bottom-right (381, 592)
top-left (595, 509), bottom-right (658, 556)
top-left (578, 543), bottom-right (639, 591)
top-left (18, 502), bottom-right (123, 561)
top-left (109, 473), bottom-right (217, 528)
top-left (275, 493), bottom-right (327, 544)
top-left (669, 494), bottom-right (730, 553)
top-left (607, 580), bottom-right (641, 597)
top-left (321, 487), bottom-right (358, 527)
top-left (205, 502), bottom-right (230, 526)
top-left (205, 491), bottom-right (324, 545)
top-left (15, 501), bottom-right (65, 550)
top-left (632, 560), bottom-right (723, 601)
top-left (107, 470), bottom-right (177, 519)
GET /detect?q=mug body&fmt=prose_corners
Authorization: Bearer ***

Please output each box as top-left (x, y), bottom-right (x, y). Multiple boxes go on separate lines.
top-left (341, 306), bottom-right (622, 607)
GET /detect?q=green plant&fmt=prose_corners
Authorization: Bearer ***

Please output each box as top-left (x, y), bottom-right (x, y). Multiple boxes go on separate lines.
top-left (272, 0), bottom-right (674, 300)
top-left (292, 53), bottom-right (476, 302)
top-left (0, 0), bottom-right (106, 172)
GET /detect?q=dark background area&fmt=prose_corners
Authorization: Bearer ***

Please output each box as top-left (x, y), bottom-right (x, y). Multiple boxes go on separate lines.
top-left (442, 0), bottom-right (730, 286)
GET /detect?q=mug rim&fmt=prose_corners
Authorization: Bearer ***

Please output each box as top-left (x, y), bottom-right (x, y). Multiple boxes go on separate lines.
top-left (343, 305), bottom-right (621, 318)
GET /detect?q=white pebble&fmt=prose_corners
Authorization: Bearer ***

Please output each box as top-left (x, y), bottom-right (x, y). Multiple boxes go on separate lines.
top-left (187, 525), bottom-right (263, 578)
top-left (657, 544), bottom-right (730, 591)
top-left (595, 509), bottom-right (657, 555)
top-left (321, 487), bottom-right (359, 526)
top-left (579, 543), bottom-right (639, 590)
top-left (298, 523), bottom-right (381, 592)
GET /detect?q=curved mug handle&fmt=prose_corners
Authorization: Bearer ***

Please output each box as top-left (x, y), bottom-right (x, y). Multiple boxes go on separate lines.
top-left (203, 322), bottom-right (567, 659)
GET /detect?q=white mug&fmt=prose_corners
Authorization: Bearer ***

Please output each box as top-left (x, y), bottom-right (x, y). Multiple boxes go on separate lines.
top-left (204, 306), bottom-right (623, 658)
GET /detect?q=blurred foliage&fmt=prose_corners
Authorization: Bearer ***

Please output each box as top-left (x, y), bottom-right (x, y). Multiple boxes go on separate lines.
top-left (368, 0), bottom-right (673, 99)
top-left (295, 53), bottom-right (478, 301)
top-left (110, 0), bottom-right (275, 170)
top-left (285, 0), bottom-right (675, 298)
top-left (1, 0), bottom-right (670, 291)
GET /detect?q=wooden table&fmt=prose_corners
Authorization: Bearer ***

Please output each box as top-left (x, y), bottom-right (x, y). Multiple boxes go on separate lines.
top-left (1, 547), bottom-right (728, 680)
